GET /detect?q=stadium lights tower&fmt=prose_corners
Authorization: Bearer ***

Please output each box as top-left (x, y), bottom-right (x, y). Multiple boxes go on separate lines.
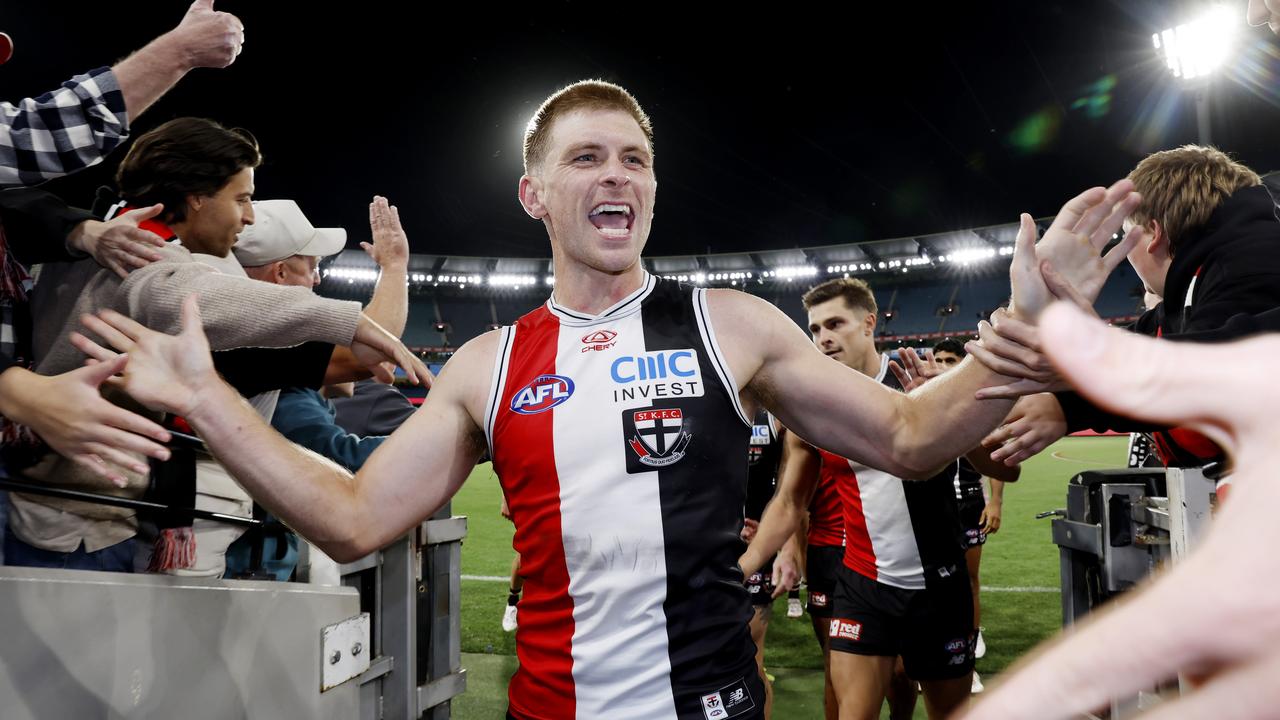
top-left (1153, 4), bottom-right (1240, 145)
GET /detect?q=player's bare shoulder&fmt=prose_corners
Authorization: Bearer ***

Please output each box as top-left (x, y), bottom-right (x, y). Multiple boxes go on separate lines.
top-left (701, 287), bottom-right (802, 390)
top-left (433, 328), bottom-right (505, 428)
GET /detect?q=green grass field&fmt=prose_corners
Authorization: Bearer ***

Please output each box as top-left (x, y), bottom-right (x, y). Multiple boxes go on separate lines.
top-left (449, 436), bottom-right (1128, 718)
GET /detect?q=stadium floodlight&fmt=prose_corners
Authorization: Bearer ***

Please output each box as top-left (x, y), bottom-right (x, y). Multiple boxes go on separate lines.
top-left (1153, 5), bottom-right (1238, 81)
top-left (766, 265), bottom-right (818, 280)
top-left (487, 274), bottom-right (537, 287)
top-left (325, 267), bottom-right (380, 282)
top-left (945, 247), bottom-right (998, 266)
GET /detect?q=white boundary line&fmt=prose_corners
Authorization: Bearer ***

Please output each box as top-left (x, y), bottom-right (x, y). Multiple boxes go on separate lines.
top-left (462, 574), bottom-right (1058, 593)
top-left (1050, 450), bottom-right (1113, 466)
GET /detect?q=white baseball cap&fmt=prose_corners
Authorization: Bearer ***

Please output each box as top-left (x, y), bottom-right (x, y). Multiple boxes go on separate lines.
top-left (234, 199), bottom-right (346, 266)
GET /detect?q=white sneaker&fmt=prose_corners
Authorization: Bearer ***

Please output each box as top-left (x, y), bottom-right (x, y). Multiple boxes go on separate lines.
top-left (787, 597), bottom-right (803, 618)
top-left (971, 671), bottom-right (984, 694)
top-left (975, 628), bottom-right (986, 659)
top-left (502, 604), bottom-right (518, 632)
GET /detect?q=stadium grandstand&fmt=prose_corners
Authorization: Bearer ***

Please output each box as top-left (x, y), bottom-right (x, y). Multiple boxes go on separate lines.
top-left (318, 215), bottom-right (1146, 356)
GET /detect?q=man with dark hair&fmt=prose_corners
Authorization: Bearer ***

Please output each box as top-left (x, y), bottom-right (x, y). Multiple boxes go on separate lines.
top-left (7, 118), bottom-right (424, 573)
top-left (72, 80), bottom-right (1134, 718)
top-left (742, 278), bottom-right (1015, 719)
top-left (0, 1), bottom-right (249, 540)
top-left (931, 339), bottom-right (966, 368)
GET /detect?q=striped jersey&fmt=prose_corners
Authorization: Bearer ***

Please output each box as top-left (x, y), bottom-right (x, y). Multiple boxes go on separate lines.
top-left (486, 274), bottom-right (761, 720)
top-left (744, 411), bottom-right (782, 521)
top-left (822, 354), bottom-right (966, 590)
top-left (806, 457), bottom-right (845, 548)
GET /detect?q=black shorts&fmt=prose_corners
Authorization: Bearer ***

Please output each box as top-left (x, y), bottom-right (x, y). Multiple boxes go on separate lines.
top-left (744, 560), bottom-right (775, 607)
top-left (827, 563), bottom-right (975, 680)
top-left (805, 544), bottom-right (843, 619)
top-left (507, 670), bottom-right (766, 719)
top-left (957, 493), bottom-right (986, 547)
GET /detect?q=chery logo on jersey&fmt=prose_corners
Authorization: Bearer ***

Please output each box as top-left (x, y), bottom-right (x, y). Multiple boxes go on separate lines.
top-left (623, 407), bottom-right (693, 470)
top-left (610, 349), bottom-right (704, 404)
top-left (509, 375), bottom-right (575, 415)
top-left (580, 329), bottom-right (618, 353)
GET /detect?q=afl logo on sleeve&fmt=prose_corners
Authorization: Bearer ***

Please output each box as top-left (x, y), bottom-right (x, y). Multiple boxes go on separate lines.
top-left (510, 374), bottom-right (575, 415)
top-left (624, 407), bottom-right (694, 471)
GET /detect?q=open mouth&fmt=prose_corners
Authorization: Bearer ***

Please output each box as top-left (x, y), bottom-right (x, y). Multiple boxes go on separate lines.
top-left (588, 203), bottom-right (633, 237)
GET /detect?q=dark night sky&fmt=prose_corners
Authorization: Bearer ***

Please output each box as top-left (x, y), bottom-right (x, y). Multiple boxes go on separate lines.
top-left (6, 1), bottom-right (1280, 259)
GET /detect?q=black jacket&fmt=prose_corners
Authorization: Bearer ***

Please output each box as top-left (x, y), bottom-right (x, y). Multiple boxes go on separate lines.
top-left (1059, 184), bottom-right (1280, 435)
top-left (0, 188), bottom-right (95, 370)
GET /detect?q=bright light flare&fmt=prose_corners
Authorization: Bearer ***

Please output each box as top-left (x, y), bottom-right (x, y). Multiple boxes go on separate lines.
top-left (1154, 5), bottom-right (1239, 80)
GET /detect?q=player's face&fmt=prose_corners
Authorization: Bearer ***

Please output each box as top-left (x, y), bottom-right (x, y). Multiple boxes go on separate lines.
top-left (933, 350), bottom-right (962, 373)
top-left (523, 109), bottom-right (656, 275)
top-left (807, 298), bottom-right (875, 370)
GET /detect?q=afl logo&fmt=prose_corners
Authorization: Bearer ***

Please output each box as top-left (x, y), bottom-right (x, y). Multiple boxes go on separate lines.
top-left (581, 329), bottom-right (618, 353)
top-left (510, 374), bottom-right (575, 415)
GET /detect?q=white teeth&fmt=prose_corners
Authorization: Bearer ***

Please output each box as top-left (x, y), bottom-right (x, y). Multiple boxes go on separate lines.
top-left (597, 227), bottom-right (629, 237)
top-left (589, 203), bottom-right (632, 216)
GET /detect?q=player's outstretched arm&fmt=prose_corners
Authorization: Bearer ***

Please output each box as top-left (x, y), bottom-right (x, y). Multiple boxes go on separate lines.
top-left (709, 289), bottom-right (1019, 479)
top-left (72, 296), bottom-right (492, 561)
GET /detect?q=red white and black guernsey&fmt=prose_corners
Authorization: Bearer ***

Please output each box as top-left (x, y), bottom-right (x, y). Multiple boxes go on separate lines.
top-left (823, 354), bottom-right (967, 590)
top-left (486, 273), bottom-right (762, 720)
top-left (806, 458), bottom-right (845, 549)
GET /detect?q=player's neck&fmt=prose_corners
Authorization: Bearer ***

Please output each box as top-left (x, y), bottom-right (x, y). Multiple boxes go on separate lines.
top-left (850, 346), bottom-right (882, 378)
top-left (550, 260), bottom-right (647, 316)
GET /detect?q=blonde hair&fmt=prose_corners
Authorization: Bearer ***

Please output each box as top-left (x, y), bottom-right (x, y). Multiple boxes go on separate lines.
top-left (1128, 145), bottom-right (1260, 255)
top-left (523, 80), bottom-right (653, 174)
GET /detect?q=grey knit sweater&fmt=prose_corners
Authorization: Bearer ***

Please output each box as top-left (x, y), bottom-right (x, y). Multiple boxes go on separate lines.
top-left (10, 243), bottom-right (363, 553)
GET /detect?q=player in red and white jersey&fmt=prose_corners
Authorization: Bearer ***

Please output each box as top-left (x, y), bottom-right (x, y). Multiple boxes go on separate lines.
top-left (82, 81), bottom-right (1141, 720)
top-left (742, 278), bottom-right (1021, 720)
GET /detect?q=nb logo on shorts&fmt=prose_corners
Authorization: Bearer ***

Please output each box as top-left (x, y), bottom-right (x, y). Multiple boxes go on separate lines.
top-left (829, 618), bottom-right (862, 641)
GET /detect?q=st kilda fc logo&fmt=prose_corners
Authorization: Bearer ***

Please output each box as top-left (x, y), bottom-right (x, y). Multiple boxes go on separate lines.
top-left (623, 406), bottom-right (693, 470)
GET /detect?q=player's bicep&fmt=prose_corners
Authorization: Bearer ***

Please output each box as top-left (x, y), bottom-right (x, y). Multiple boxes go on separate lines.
top-left (758, 342), bottom-right (911, 476)
top-left (352, 339), bottom-right (494, 549)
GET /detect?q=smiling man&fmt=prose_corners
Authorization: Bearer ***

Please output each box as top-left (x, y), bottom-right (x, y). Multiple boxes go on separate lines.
top-left (72, 81), bottom-right (1142, 719)
top-left (9, 118), bottom-right (424, 574)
